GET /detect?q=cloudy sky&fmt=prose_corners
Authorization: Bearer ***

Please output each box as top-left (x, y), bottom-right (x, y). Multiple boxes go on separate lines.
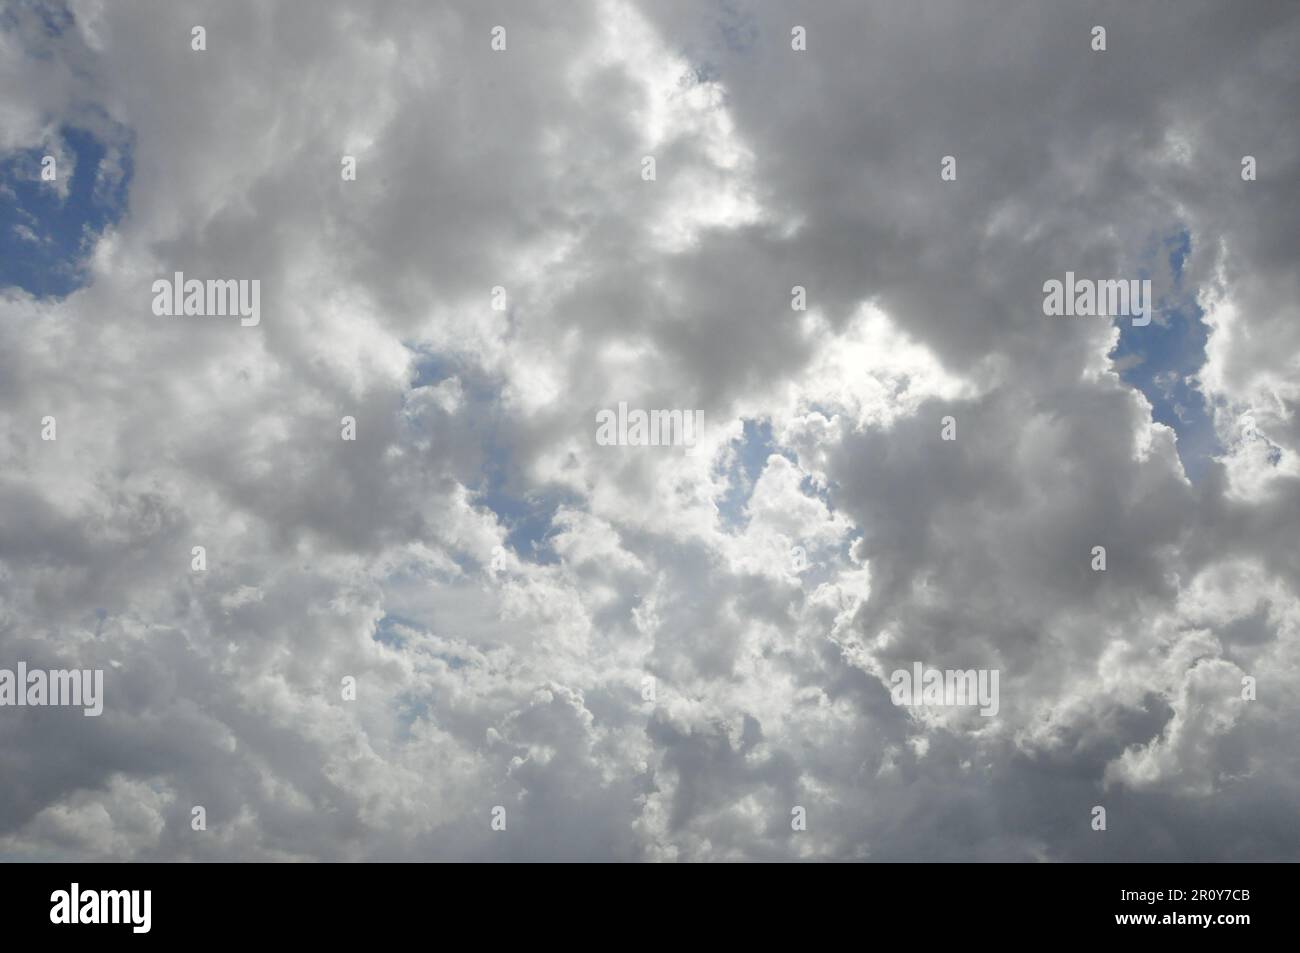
top-left (1, 0), bottom-right (1298, 862)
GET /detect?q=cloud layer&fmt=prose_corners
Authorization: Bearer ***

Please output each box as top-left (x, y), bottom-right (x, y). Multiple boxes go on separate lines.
top-left (1, 0), bottom-right (1298, 861)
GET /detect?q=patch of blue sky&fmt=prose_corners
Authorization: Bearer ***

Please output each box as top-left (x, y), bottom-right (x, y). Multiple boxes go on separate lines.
top-left (1, 124), bottom-right (132, 298)
top-left (373, 612), bottom-right (418, 648)
top-left (476, 469), bottom-right (575, 567)
top-left (391, 691), bottom-right (432, 739)
top-left (405, 347), bottom-right (575, 566)
top-left (374, 611), bottom-right (471, 666)
top-left (408, 350), bottom-right (460, 391)
top-left (0, 1), bottom-right (74, 58)
top-left (716, 418), bottom-right (800, 530)
top-left (1110, 228), bottom-right (1219, 482)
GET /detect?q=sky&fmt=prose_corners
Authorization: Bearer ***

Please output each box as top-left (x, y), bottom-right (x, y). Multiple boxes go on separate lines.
top-left (1, 0), bottom-right (1298, 861)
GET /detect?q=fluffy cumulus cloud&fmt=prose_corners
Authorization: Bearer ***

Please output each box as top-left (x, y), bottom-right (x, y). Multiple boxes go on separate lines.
top-left (1, 0), bottom-right (1298, 861)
